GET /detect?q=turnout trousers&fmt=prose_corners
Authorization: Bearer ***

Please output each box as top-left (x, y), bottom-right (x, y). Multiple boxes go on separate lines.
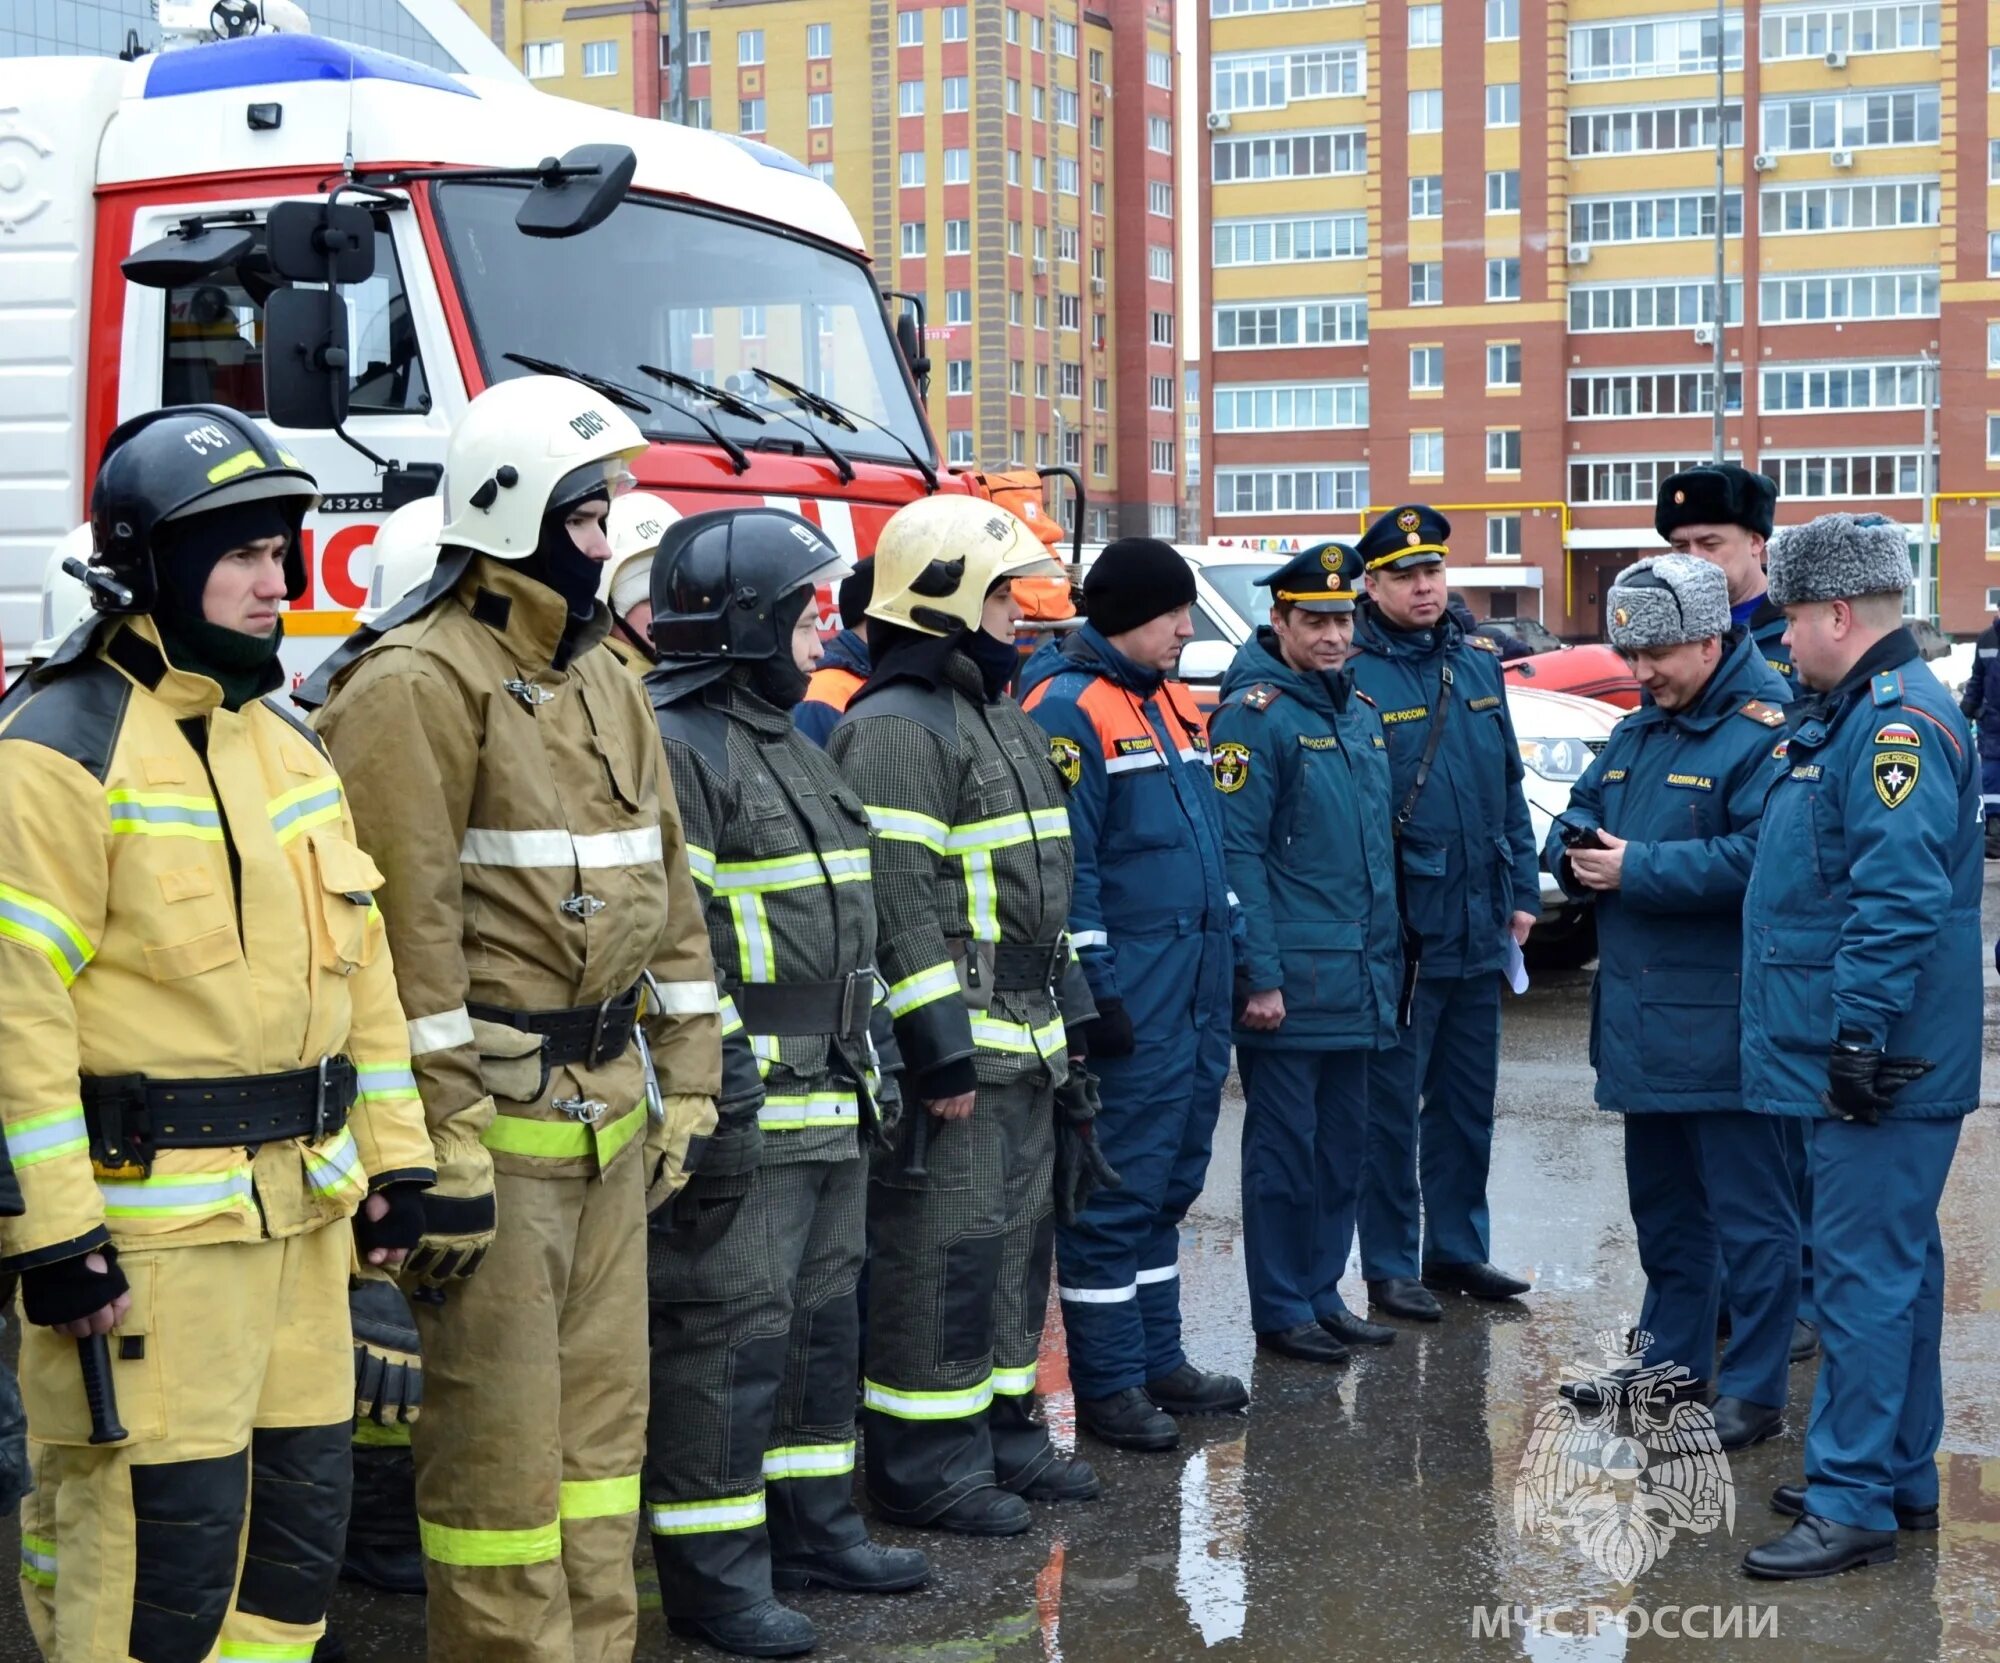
top-left (1359, 973), bottom-right (1501, 1281)
top-left (1623, 1111), bottom-right (1799, 1410)
top-left (862, 1072), bottom-right (1058, 1521)
top-left (645, 1155), bottom-right (866, 1620)
top-left (17, 1221), bottom-right (353, 1663)
top-left (1056, 932), bottom-right (1231, 1398)
top-left (1237, 1048), bottom-right (1371, 1334)
top-left (411, 1159), bottom-right (647, 1663)
top-left (1803, 1115), bottom-right (1961, 1534)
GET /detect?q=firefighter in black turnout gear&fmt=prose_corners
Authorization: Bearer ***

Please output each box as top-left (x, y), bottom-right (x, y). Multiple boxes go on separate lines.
top-left (643, 509), bottom-right (930, 1658)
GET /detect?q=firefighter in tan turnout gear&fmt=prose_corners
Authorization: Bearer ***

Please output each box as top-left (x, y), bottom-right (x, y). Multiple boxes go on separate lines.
top-left (301, 375), bottom-right (722, 1663)
top-left (599, 490), bottom-right (680, 674)
top-left (829, 495), bottom-right (1117, 1536)
top-left (0, 406), bottom-right (435, 1662)
top-left (643, 508), bottom-right (930, 1658)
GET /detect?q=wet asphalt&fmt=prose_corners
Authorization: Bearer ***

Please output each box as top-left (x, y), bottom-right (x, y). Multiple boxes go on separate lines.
top-left (6, 876), bottom-right (2000, 1663)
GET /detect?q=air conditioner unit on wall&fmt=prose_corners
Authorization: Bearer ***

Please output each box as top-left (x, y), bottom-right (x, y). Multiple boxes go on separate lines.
top-left (1566, 243), bottom-right (1592, 265)
top-left (1206, 110), bottom-right (1231, 131)
top-left (1830, 148), bottom-right (1855, 168)
top-left (1692, 323), bottom-right (1717, 346)
top-left (1825, 49), bottom-right (1847, 68)
top-left (1752, 152), bottom-right (1778, 172)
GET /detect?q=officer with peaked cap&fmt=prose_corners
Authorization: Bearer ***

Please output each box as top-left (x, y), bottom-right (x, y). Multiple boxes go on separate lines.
top-left (1739, 515), bottom-right (1979, 1580)
top-left (1347, 507), bottom-right (1541, 1319)
top-left (1543, 554), bottom-right (1798, 1450)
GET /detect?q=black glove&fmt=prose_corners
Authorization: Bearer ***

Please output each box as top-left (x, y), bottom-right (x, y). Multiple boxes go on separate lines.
top-left (20, 1246), bottom-right (128, 1329)
top-left (403, 1190), bottom-right (495, 1284)
top-left (353, 1183), bottom-right (428, 1258)
top-left (1081, 999), bottom-right (1135, 1060)
top-left (351, 1274), bottom-right (422, 1426)
top-left (1822, 1043), bottom-right (1936, 1126)
top-left (1053, 1066), bottom-right (1121, 1227)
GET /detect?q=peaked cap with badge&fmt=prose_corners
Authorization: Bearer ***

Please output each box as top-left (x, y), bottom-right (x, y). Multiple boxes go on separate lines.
top-left (1357, 505), bottom-right (1450, 573)
top-left (1258, 541), bottom-right (1364, 613)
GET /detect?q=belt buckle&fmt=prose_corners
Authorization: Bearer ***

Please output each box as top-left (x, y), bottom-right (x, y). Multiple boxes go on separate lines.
top-left (555, 1095), bottom-right (608, 1126)
top-left (314, 1057), bottom-right (333, 1141)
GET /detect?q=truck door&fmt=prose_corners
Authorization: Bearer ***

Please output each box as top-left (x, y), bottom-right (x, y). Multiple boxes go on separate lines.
top-left (117, 195), bottom-right (459, 676)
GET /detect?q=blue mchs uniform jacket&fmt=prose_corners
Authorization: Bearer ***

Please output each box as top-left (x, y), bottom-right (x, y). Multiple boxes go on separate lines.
top-left (1017, 625), bottom-right (1232, 1015)
top-left (1543, 629), bottom-right (1792, 1113)
top-left (1348, 602), bottom-right (1542, 980)
top-left (1960, 616), bottom-right (2000, 761)
top-left (1742, 629), bottom-right (1981, 1120)
top-left (1208, 629), bottom-right (1400, 1051)
top-left (1747, 596), bottom-right (1796, 693)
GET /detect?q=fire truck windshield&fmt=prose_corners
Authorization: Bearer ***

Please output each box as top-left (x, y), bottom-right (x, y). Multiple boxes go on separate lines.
top-left (433, 181), bottom-right (934, 474)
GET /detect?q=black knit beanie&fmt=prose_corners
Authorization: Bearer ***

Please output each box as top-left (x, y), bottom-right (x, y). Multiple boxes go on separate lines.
top-left (1082, 538), bottom-right (1196, 638)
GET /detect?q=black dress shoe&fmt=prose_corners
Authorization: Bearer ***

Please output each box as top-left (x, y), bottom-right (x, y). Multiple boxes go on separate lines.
top-left (1320, 1306), bottom-right (1396, 1347)
top-left (1367, 1277), bottom-right (1443, 1321)
top-left (1742, 1514), bottom-right (1896, 1580)
top-left (1770, 1483), bottom-right (1937, 1532)
top-left (1145, 1362), bottom-right (1249, 1415)
top-left (1712, 1395), bottom-right (1784, 1451)
top-left (771, 1539), bottom-right (931, 1594)
top-left (1422, 1260), bottom-right (1532, 1300)
top-left (1256, 1322), bottom-right (1350, 1364)
top-left (1559, 1374), bottom-right (1708, 1412)
top-left (1790, 1319), bottom-right (1820, 1364)
top-left (1078, 1387), bottom-right (1180, 1450)
top-left (669, 1598), bottom-right (818, 1658)
top-left (1014, 1452), bottom-right (1101, 1503)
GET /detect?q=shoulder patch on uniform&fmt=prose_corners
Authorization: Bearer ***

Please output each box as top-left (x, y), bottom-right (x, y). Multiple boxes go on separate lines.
top-left (1871, 670), bottom-right (1902, 707)
top-left (1873, 749), bottom-right (1920, 808)
top-left (1048, 733), bottom-right (1083, 788)
top-left (1740, 700), bottom-right (1787, 728)
top-left (1466, 635), bottom-right (1500, 653)
top-left (1873, 720), bottom-right (1920, 748)
top-left (1212, 741), bottom-right (1251, 793)
top-left (1242, 684), bottom-right (1282, 713)
top-left (1771, 738), bottom-right (1790, 760)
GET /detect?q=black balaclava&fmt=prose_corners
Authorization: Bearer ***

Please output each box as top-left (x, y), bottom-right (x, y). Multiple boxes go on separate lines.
top-left (516, 466), bottom-right (613, 619)
top-left (961, 621), bottom-right (1020, 700)
top-left (743, 586), bottom-right (816, 710)
top-left (150, 499), bottom-right (291, 711)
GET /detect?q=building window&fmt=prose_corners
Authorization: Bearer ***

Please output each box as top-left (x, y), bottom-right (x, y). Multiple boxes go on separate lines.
top-left (1488, 513), bottom-right (1522, 559)
top-left (1056, 88), bottom-right (1079, 125)
top-left (1765, 452), bottom-right (1927, 499)
top-left (1149, 115), bottom-right (1174, 152)
top-left (1214, 299), bottom-right (1368, 349)
top-left (1570, 278), bottom-right (1742, 332)
top-left (806, 23), bottom-right (832, 58)
top-left (1213, 383), bottom-right (1370, 432)
top-left (898, 10), bottom-right (923, 47)
top-left (1035, 363), bottom-right (1050, 399)
top-left (945, 148), bottom-right (970, 184)
top-left (1763, 4), bottom-right (1939, 62)
top-left (1057, 227), bottom-right (1079, 262)
top-left (687, 29), bottom-right (710, 65)
top-left (1056, 158), bottom-right (1080, 195)
top-left (1759, 268), bottom-right (1939, 321)
top-left (1089, 47), bottom-right (1105, 81)
top-left (900, 150), bottom-right (925, 187)
top-left (1214, 214), bottom-right (1368, 266)
top-left (524, 40), bottom-right (563, 78)
top-left (898, 80), bottom-right (925, 116)
top-left (1148, 49), bottom-right (1173, 88)
top-left (1032, 156), bottom-right (1047, 193)
top-left (1760, 179), bottom-right (1940, 234)
top-left (944, 218), bottom-right (971, 254)
top-left (900, 222), bottom-right (927, 256)
top-left (1410, 176), bottom-right (1443, 218)
top-left (1093, 442), bottom-right (1109, 477)
top-left (582, 40), bottom-right (617, 77)
top-left (738, 29), bottom-right (764, 66)
top-left (1058, 293), bottom-right (1081, 330)
top-left (1570, 455), bottom-right (1723, 504)
top-left (1033, 84), bottom-right (1046, 121)
top-left (1151, 505), bottom-right (1179, 539)
top-left (1411, 262), bottom-right (1443, 305)
top-left (1987, 415), bottom-right (2000, 463)
top-left (1760, 361), bottom-right (1928, 411)
top-left (1410, 347), bottom-right (1444, 392)
top-left (1486, 258), bottom-right (1521, 301)
top-left (1411, 432), bottom-right (1444, 476)
top-left (1212, 45), bottom-right (1367, 112)
top-left (947, 429), bottom-right (975, 465)
top-left (945, 289), bottom-right (972, 324)
top-left (1035, 293), bottom-right (1049, 329)
top-left (1761, 88), bottom-right (1940, 153)
top-left (1570, 100), bottom-right (1744, 157)
top-left (1150, 180), bottom-right (1175, 217)
top-left (930, 75), bottom-right (962, 113)
top-left (1152, 439), bottom-right (1176, 474)
top-left (808, 92), bottom-right (834, 127)
top-left (1486, 170), bottom-right (1520, 214)
top-left (1989, 505), bottom-right (2000, 552)
top-left (1570, 14), bottom-right (1743, 82)
top-left (1487, 343), bottom-right (1522, 387)
top-left (1410, 89), bottom-right (1444, 132)
top-left (1214, 465), bottom-right (1370, 515)
top-left (1092, 182), bottom-right (1106, 213)
top-left (1409, 5), bottom-right (1443, 47)
top-left (808, 159), bottom-right (832, 184)
top-left (739, 99), bottom-right (767, 135)
top-left (1148, 244), bottom-right (1174, 282)
top-left (1094, 378), bottom-right (1109, 412)
top-left (1991, 323), bottom-right (2000, 368)
top-left (944, 5), bottom-right (968, 42)
top-left (1486, 0), bottom-right (1520, 42)
top-left (1053, 19), bottom-right (1077, 56)
top-left (740, 305), bottom-right (766, 338)
top-left (1060, 362), bottom-right (1083, 400)
top-left (1151, 311), bottom-right (1175, 347)
top-left (947, 359), bottom-right (973, 395)
top-left (1486, 429), bottom-right (1522, 474)
top-left (1213, 129), bottom-right (1368, 182)
top-left (1485, 83), bottom-right (1520, 127)
top-left (1571, 191), bottom-right (1743, 247)
top-left (1150, 375), bottom-right (1176, 410)
top-left (1033, 16), bottom-right (1046, 53)
top-left (1211, 0), bottom-right (1359, 11)
top-left (1006, 151), bottom-right (1021, 185)
top-left (1008, 360), bottom-right (1023, 394)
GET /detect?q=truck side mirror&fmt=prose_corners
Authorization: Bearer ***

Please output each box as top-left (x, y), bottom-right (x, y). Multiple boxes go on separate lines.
top-left (263, 286), bottom-right (350, 430)
top-left (121, 223), bottom-right (257, 289)
top-left (265, 200), bottom-right (376, 284)
top-left (895, 311), bottom-right (931, 383)
top-left (515, 145), bottom-right (637, 238)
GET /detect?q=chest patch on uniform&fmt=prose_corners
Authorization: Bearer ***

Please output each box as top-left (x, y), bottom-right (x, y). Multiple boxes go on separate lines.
top-left (1873, 749), bottom-right (1920, 808)
top-left (1114, 736), bottom-right (1156, 756)
top-left (1873, 721), bottom-right (1920, 748)
top-left (1212, 742), bottom-right (1252, 793)
top-left (1665, 773), bottom-right (1714, 792)
top-left (1603, 768), bottom-right (1628, 783)
top-left (1381, 706), bottom-right (1429, 725)
top-left (1769, 659), bottom-right (1795, 680)
top-left (1048, 734), bottom-right (1082, 788)
top-left (1790, 763), bottom-right (1824, 781)
top-left (1467, 695), bottom-right (1501, 712)
top-left (1299, 735), bottom-right (1338, 751)
top-left (1772, 739), bottom-right (1790, 760)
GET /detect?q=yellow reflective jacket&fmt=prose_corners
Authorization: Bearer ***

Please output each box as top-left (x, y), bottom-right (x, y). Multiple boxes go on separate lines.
top-left (311, 557), bottom-right (720, 1190)
top-left (0, 617), bottom-right (434, 1269)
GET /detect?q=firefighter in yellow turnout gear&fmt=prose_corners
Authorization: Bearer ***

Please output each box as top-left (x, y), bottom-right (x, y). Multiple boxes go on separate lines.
top-left (0, 406), bottom-right (435, 1663)
top-left (303, 377), bottom-right (722, 1663)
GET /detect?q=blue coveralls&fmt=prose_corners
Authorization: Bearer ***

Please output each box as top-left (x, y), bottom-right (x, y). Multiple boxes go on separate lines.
top-left (1209, 629), bottom-right (1401, 1334)
top-left (1348, 604), bottom-right (1541, 1280)
top-left (1019, 627), bottom-right (1235, 1398)
top-left (1545, 628), bottom-right (1799, 1408)
top-left (794, 627), bottom-right (871, 750)
top-left (1742, 629), bottom-right (1980, 1533)
top-left (1959, 616), bottom-right (2000, 827)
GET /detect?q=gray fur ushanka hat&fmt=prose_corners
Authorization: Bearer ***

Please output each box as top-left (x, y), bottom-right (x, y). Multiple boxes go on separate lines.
top-left (1765, 513), bottom-right (1911, 607)
top-left (1606, 553), bottom-right (1731, 650)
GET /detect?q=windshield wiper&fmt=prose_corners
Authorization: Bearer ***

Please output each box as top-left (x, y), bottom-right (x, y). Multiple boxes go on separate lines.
top-left (501, 352), bottom-right (652, 416)
top-left (733, 387), bottom-right (856, 484)
top-left (749, 368), bottom-right (937, 493)
top-left (638, 364), bottom-right (769, 426)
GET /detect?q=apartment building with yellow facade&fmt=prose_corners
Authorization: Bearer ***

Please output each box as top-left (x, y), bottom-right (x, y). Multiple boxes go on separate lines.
top-left (1198, 0), bottom-right (1996, 634)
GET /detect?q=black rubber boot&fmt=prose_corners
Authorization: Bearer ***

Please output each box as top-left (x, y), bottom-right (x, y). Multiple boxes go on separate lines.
top-left (669, 1598), bottom-right (817, 1658)
top-left (1078, 1387), bottom-right (1180, 1450)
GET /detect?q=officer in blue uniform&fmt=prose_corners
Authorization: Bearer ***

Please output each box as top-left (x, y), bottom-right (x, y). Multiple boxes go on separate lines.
top-left (1655, 464), bottom-right (1820, 1367)
top-left (1543, 555), bottom-right (1799, 1450)
top-left (1210, 543), bottom-right (1402, 1362)
top-left (1348, 507), bottom-right (1540, 1319)
top-left (1958, 600), bottom-right (2000, 859)
top-left (1019, 538), bottom-right (1247, 1446)
top-left (1739, 514), bottom-right (1981, 1579)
